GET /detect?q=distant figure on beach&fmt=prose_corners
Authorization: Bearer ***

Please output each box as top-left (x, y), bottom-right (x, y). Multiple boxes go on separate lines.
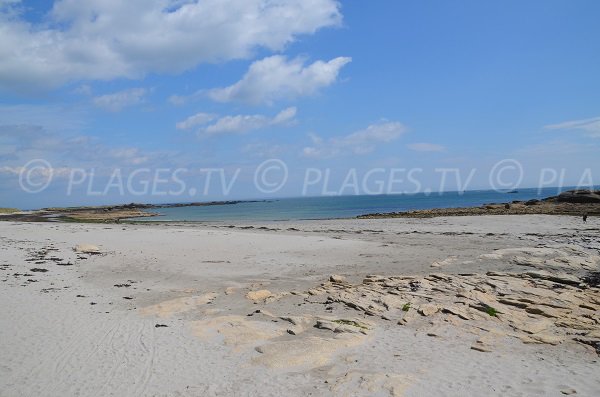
top-left (583, 214), bottom-right (588, 223)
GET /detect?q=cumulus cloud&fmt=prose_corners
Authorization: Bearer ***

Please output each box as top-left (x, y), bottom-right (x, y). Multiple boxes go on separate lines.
top-left (0, 0), bottom-right (342, 92)
top-left (175, 112), bottom-right (216, 130)
top-left (93, 88), bottom-right (148, 112)
top-left (407, 142), bottom-right (445, 152)
top-left (208, 55), bottom-right (351, 105)
top-left (203, 107), bottom-right (297, 136)
top-left (544, 117), bottom-right (600, 138)
top-left (175, 107), bottom-right (297, 136)
top-left (302, 121), bottom-right (406, 158)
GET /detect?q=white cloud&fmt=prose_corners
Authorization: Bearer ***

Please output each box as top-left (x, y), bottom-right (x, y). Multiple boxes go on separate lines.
top-left (202, 107), bottom-right (297, 136)
top-left (107, 147), bottom-right (149, 165)
top-left (407, 142), bottom-right (445, 152)
top-left (175, 112), bottom-right (216, 130)
top-left (0, 166), bottom-right (22, 176)
top-left (544, 117), bottom-right (600, 138)
top-left (208, 55), bottom-right (351, 105)
top-left (168, 95), bottom-right (189, 106)
top-left (302, 121), bottom-right (406, 158)
top-left (0, 165), bottom-right (72, 178)
top-left (93, 88), bottom-right (147, 112)
top-left (0, 0), bottom-right (342, 92)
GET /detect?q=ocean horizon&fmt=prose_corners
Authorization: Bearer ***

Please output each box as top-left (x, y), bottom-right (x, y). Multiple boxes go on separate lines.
top-left (133, 187), bottom-right (575, 222)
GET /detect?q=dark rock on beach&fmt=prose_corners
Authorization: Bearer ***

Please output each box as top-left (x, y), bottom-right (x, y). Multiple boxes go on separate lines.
top-left (554, 189), bottom-right (600, 204)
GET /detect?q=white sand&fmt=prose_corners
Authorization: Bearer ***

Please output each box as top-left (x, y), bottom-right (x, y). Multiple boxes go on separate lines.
top-left (0, 215), bottom-right (599, 396)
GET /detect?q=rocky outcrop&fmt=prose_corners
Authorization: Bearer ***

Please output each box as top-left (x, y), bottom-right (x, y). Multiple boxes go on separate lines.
top-left (311, 251), bottom-right (600, 352)
top-left (554, 189), bottom-right (600, 204)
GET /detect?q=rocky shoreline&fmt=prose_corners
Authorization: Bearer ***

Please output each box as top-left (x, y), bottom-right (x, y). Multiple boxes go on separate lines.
top-left (0, 200), bottom-right (266, 223)
top-left (358, 189), bottom-right (600, 219)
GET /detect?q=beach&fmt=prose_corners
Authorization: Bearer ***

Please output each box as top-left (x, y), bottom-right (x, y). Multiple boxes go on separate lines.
top-left (1, 215), bottom-right (599, 396)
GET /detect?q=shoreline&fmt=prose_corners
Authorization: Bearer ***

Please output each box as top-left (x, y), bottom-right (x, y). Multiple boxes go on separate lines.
top-left (0, 199), bottom-right (269, 223)
top-left (2, 189), bottom-right (599, 224)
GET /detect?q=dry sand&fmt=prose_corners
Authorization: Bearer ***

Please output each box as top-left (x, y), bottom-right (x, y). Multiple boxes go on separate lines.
top-left (0, 215), bottom-right (599, 396)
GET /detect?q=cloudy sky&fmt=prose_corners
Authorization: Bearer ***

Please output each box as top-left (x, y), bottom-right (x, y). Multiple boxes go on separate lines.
top-left (1, 0), bottom-right (599, 208)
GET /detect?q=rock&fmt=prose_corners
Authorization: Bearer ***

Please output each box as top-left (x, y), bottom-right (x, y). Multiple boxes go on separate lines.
top-left (315, 319), bottom-right (370, 334)
top-left (470, 341), bottom-right (492, 352)
top-left (512, 256), bottom-right (544, 267)
top-left (498, 298), bottom-right (529, 309)
top-left (442, 306), bottom-right (472, 320)
top-left (246, 290), bottom-right (273, 301)
top-left (248, 309), bottom-right (275, 318)
top-left (524, 305), bottom-right (566, 318)
top-left (560, 388), bottom-right (577, 395)
top-left (363, 275), bottom-right (386, 283)
top-left (555, 319), bottom-right (597, 331)
top-left (529, 333), bottom-right (564, 345)
top-left (418, 304), bottom-right (439, 316)
top-left (329, 274), bottom-right (346, 283)
top-left (74, 244), bottom-right (101, 254)
top-left (224, 286), bottom-right (237, 295)
top-left (556, 189), bottom-right (600, 204)
top-left (315, 319), bottom-right (338, 332)
top-left (331, 292), bottom-right (386, 316)
top-left (525, 270), bottom-right (580, 286)
top-left (279, 316), bottom-right (306, 326)
top-left (582, 271), bottom-right (600, 287)
top-left (512, 319), bottom-right (552, 334)
top-left (398, 308), bottom-right (419, 325)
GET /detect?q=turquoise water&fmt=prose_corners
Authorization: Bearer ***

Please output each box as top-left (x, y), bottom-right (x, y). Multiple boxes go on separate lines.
top-left (134, 187), bottom-right (570, 222)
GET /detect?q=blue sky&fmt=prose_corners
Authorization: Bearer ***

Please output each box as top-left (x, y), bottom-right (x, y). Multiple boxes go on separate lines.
top-left (1, 0), bottom-right (599, 208)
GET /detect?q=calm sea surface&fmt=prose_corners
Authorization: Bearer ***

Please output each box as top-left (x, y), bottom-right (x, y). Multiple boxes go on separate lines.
top-left (133, 187), bottom-right (572, 222)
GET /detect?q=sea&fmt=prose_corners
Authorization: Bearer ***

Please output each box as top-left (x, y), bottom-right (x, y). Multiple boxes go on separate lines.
top-left (133, 187), bottom-right (573, 222)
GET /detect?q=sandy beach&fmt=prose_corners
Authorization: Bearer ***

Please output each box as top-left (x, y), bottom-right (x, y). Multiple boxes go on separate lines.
top-left (1, 215), bottom-right (599, 396)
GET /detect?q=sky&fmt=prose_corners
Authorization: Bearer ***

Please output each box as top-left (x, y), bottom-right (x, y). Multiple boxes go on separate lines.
top-left (1, 0), bottom-right (599, 208)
